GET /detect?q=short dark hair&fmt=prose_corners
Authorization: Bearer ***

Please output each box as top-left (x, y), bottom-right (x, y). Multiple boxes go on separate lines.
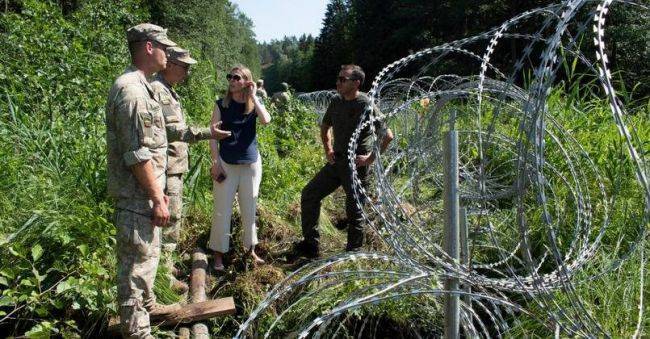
top-left (341, 64), bottom-right (365, 85)
top-left (128, 40), bottom-right (147, 60)
top-left (128, 40), bottom-right (165, 61)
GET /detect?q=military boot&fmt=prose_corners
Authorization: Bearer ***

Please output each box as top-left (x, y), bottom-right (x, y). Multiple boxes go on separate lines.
top-left (162, 255), bottom-right (183, 278)
top-left (170, 277), bottom-right (189, 295)
top-left (148, 303), bottom-right (182, 317)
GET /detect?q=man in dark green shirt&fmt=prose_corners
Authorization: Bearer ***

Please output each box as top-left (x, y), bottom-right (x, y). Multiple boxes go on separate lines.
top-left (296, 64), bottom-right (394, 257)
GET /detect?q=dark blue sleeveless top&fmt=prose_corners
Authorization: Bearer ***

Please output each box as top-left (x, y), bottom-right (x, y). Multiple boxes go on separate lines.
top-left (217, 99), bottom-right (258, 164)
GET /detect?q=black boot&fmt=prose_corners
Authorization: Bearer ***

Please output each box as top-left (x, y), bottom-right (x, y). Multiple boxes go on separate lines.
top-left (290, 240), bottom-right (320, 259)
top-left (333, 218), bottom-right (348, 231)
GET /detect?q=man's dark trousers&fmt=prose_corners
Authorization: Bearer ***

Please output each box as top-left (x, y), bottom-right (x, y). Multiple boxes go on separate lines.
top-left (301, 155), bottom-right (369, 251)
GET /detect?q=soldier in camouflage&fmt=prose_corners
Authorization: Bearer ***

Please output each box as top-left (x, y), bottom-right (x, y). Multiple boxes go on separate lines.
top-left (271, 82), bottom-right (291, 106)
top-left (150, 47), bottom-right (230, 294)
top-left (105, 23), bottom-right (180, 338)
top-left (255, 79), bottom-right (268, 99)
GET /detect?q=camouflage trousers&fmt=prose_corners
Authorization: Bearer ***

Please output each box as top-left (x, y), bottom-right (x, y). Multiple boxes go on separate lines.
top-left (115, 209), bottom-right (161, 339)
top-left (162, 174), bottom-right (183, 253)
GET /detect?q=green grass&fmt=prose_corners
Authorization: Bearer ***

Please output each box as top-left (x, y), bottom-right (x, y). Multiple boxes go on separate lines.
top-left (0, 3), bottom-right (648, 334)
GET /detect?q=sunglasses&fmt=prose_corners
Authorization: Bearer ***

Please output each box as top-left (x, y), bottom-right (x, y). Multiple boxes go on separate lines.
top-left (226, 73), bottom-right (243, 81)
top-left (171, 61), bottom-right (190, 73)
top-left (337, 76), bottom-right (357, 83)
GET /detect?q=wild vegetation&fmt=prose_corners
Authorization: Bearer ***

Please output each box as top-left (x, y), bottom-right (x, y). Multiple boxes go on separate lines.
top-left (0, 0), bottom-right (648, 337)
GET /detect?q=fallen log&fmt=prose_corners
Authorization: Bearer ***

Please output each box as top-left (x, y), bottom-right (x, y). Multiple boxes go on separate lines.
top-left (151, 297), bottom-right (236, 323)
top-left (191, 247), bottom-right (208, 303)
top-left (191, 247), bottom-right (210, 339)
top-left (107, 297), bottom-right (235, 332)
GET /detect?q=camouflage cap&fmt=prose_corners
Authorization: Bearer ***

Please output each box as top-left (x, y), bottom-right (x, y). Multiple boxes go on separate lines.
top-left (166, 47), bottom-right (197, 65)
top-left (126, 23), bottom-right (177, 47)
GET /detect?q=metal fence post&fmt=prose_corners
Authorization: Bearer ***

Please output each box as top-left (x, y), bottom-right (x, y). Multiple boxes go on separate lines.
top-left (460, 207), bottom-right (471, 309)
top-left (444, 130), bottom-right (460, 339)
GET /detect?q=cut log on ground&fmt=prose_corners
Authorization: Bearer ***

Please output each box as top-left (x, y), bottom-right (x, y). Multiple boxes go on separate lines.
top-left (191, 247), bottom-right (210, 339)
top-left (191, 247), bottom-right (208, 303)
top-left (151, 297), bottom-right (236, 323)
top-left (107, 297), bottom-right (236, 333)
top-left (178, 327), bottom-right (191, 339)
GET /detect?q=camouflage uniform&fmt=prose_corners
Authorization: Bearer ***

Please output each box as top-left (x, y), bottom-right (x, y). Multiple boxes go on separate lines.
top-left (256, 87), bottom-right (268, 99)
top-left (150, 72), bottom-right (212, 254)
top-left (106, 66), bottom-right (168, 338)
top-left (106, 23), bottom-right (176, 339)
top-left (271, 82), bottom-right (291, 106)
top-left (256, 80), bottom-right (268, 99)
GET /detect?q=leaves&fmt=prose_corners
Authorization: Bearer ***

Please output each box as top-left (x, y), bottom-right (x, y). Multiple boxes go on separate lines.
top-left (55, 279), bottom-right (73, 294)
top-left (24, 321), bottom-right (56, 338)
top-left (0, 1), bottom-right (263, 335)
top-left (31, 244), bottom-right (43, 262)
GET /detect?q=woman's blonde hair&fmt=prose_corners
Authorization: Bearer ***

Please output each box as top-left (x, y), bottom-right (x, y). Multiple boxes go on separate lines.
top-left (223, 64), bottom-right (254, 114)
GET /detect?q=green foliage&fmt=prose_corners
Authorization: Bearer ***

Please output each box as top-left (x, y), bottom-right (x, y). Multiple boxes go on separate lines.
top-left (0, 0), bottom-right (145, 335)
top-left (257, 99), bottom-right (323, 212)
top-left (0, 0), bottom-right (648, 337)
top-left (259, 35), bottom-right (316, 93)
top-left (312, 0), bottom-right (356, 90)
top-left (0, 0), bottom-right (264, 336)
top-left (146, 0), bottom-right (263, 135)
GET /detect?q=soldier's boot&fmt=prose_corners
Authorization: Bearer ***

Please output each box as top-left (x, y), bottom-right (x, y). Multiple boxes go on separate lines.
top-left (290, 240), bottom-right (320, 259)
top-left (148, 302), bottom-right (182, 317)
top-left (334, 218), bottom-right (348, 231)
top-left (169, 276), bottom-right (189, 295)
top-left (171, 265), bottom-right (182, 278)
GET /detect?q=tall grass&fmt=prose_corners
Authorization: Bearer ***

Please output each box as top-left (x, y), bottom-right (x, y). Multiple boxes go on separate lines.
top-left (0, 2), bottom-right (647, 335)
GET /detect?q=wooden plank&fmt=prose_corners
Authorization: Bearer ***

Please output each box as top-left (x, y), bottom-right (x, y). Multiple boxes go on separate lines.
top-left (151, 297), bottom-right (236, 324)
top-left (107, 297), bottom-right (236, 332)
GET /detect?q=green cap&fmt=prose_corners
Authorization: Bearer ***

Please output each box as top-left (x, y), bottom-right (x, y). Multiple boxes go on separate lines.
top-left (167, 46), bottom-right (197, 65)
top-left (126, 23), bottom-right (177, 47)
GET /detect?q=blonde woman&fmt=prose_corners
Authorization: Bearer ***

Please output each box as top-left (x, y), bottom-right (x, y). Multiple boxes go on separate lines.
top-left (208, 65), bottom-right (271, 271)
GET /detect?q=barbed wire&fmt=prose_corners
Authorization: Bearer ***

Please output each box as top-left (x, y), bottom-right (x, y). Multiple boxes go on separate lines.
top-left (296, 90), bottom-right (338, 124)
top-left (237, 1), bottom-right (648, 337)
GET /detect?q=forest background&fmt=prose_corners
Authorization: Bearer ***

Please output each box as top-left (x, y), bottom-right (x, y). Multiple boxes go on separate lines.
top-left (0, 0), bottom-right (648, 337)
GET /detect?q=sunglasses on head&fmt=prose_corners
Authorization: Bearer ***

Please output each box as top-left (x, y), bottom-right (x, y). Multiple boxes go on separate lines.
top-left (226, 73), bottom-right (242, 81)
top-left (337, 76), bottom-right (357, 83)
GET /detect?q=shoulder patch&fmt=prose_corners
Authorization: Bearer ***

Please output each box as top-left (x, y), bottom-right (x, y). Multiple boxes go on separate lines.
top-left (165, 116), bottom-right (180, 123)
top-left (160, 95), bottom-right (172, 105)
top-left (143, 115), bottom-right (152, 127)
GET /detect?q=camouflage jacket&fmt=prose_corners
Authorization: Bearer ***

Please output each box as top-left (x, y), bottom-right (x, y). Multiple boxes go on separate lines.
top-left (150, 74), bottom-right (212, 175)
top-left (106, 66), bottom-right (167, 214)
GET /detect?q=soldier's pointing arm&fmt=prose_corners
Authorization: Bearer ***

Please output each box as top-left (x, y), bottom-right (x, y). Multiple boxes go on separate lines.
top-left (166, 123), bottom-right (212, 143)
